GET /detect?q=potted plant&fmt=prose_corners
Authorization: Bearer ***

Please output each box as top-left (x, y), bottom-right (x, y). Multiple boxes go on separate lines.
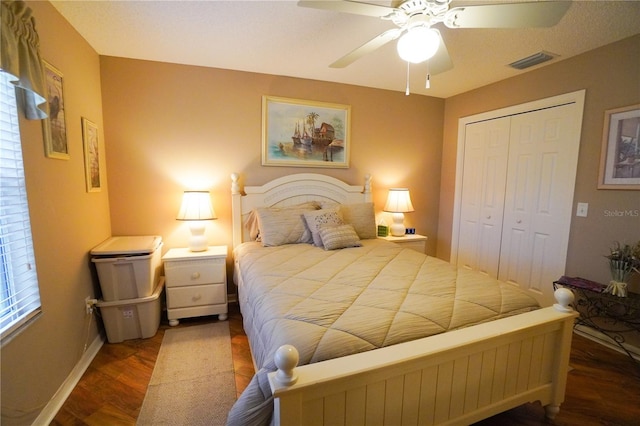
top-left (604, 241), bottom-right (640, 297)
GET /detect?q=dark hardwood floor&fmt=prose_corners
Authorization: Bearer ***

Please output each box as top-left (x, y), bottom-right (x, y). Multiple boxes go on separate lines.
top-left (52, 303), bottom-right (640, 425)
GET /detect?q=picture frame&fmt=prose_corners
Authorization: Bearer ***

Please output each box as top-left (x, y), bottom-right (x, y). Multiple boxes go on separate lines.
top-left (262, 96), bottom-right (350, 168)
top-left (81, 117), bottom-right (101, 192)
top-left (598, 104), bottom-right (640, 190)
top-left (42, 60), bottom-right (69, 159)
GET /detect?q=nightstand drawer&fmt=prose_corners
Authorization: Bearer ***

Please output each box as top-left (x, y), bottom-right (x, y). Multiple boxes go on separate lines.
top-left (166, 283), bottom-right (226, 308)
top-left (164, 258), bottom-right (225, 287)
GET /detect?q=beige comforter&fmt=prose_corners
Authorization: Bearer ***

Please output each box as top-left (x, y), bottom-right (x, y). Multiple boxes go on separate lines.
top-left (236, 239), bottom-right (539, 370)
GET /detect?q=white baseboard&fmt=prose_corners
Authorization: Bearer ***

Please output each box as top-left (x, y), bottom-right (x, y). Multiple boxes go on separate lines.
top-left (32, 333), bottom-right (105, 425)
top-left (574, 324), bottom-right (640, 361)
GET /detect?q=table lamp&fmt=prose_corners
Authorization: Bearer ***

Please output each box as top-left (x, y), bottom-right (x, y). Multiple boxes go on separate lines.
top-left (383, 188), bottom-right (414, 237)
top-left (176, 191), bottom-right (216, 251)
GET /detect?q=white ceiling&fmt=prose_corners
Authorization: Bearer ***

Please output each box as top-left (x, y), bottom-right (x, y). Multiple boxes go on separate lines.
top-left (50, 0), bottom-right (640, 98)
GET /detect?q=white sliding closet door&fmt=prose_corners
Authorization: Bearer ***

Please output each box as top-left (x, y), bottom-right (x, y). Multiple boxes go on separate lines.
top-left (499, 104), bottom-right (580, 304)
top-left (457, 117), bottom-right (510, 277)
top-left (454, 92), bottom-right (584, 306)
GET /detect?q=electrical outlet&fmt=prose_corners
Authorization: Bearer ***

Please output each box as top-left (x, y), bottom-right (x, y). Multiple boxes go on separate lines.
top-left (85, 296), bottom-right (93, 315)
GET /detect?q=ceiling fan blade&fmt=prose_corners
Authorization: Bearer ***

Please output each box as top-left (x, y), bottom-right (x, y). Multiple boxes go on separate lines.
top-left (330, 28), bottom-right (403, 68)
top-left (298, 0), bottom-right (395, 18)
top-left (429, 33), bottom-right (453, 75)
top-left (445, 1), bottom-right (571, 29)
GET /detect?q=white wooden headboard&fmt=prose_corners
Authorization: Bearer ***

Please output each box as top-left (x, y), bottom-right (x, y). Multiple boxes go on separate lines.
top-left (230, 173), bottom-right (372, 248)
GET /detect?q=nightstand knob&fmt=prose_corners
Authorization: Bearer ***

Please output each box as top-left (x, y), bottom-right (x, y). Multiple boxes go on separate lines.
top-left (192, 293), bottom-right (202, 301)
top-left (191, 272), bottom-right (201, 280)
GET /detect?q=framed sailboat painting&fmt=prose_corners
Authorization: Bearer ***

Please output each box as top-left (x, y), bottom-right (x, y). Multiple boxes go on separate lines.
top-left (262, 96), bottom-right (350, 168)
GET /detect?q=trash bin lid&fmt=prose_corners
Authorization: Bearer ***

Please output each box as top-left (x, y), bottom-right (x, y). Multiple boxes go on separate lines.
top-left (90, 236), bottom-right (162, 256)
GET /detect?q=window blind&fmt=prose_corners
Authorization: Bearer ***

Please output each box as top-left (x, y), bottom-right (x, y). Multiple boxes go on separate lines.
top-left (0, 71), bottom-right (41, 341)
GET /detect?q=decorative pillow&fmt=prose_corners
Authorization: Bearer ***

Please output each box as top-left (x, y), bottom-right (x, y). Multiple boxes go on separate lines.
top-left (319, 224), bottom-right (362, 250)
top-left (255, 202), bottom-right (320, 246)
top-left (303, 207), bottom-right (344, 247)
top-left (340, 202), bottom-right (377, 239)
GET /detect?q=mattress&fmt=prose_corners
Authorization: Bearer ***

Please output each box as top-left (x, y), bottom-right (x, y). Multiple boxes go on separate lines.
top-left (227, 239), bottom-right (539, 425)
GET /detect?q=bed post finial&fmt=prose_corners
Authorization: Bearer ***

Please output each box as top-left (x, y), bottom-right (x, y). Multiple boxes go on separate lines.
top-left (364, 174), bottom-right (372, 194)
top-left (231, 173), bottom-right (240, 195)
top-left (553, 287), bottom-right (574, 313)
top-left (274, 344), bottom-right (299, 386)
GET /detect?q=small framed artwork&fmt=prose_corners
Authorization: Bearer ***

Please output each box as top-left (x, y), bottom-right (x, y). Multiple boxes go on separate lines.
top-left (81, 117), bottom-right (101, 192)
top-left (42, 60), bottom-right (69, 159)
top-left (262, 95), bottom-right (350, 168)
top-left (598, 104), bottom-right (640, 190)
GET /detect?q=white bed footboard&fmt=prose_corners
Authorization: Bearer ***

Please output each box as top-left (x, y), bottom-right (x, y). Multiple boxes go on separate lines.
top-left (269, 290), bottom-right (577, 426)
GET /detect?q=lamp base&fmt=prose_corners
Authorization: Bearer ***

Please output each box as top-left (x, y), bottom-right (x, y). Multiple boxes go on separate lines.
top-left (188, 222), bottom-right (208, 252)
top-left (389, 212), bottom-right (406, 237)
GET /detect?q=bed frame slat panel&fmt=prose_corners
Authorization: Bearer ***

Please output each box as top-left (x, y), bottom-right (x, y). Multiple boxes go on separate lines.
top-left (365, 381), bottom-right (385, 425)
top-left (517, 337), bottom-right (534, 393)
top-left (450, 357), bottom-right (469, 419)
top-left (434, 360), bottom-right (454, 423)
top-left (401, 369), bottom-right (422, 425)
top-left (491, 344), bottom-right (509, 403)
top-left (345, 387), bottom-right (366, 426)
top-left (418, 365), bottom-right (438, 425)
top-left (324, 393), bottom-right (345, 426)
top-left (464, 352), bottom-right (483, 414)
top-left (384, 375), bottom-right (404, 424)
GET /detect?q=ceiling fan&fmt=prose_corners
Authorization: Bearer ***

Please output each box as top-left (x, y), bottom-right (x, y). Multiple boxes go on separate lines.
top-left (298, 0), bottom-right (571, 78)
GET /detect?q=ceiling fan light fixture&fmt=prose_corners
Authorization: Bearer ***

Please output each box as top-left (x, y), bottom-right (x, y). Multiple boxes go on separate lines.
top-left (397, 27), bottom-right (440, 64)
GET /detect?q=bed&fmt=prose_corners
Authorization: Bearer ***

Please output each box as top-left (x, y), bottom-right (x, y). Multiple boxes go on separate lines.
top-left (227, 173), bottom-right (577, 426)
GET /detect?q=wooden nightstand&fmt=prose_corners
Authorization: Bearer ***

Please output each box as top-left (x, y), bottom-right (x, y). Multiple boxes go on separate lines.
top-left (162, 246), bottom-right (228, 326)
top-left (379, 234), bottom-right (428, 253)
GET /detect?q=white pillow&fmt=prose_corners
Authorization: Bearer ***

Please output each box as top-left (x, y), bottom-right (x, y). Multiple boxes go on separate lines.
top-left (255, 202), bottom-right (319, 246)
top-left (303, 207), bottom-right (344, 247)
top-left (319, 224), bottom-right (362, 250)
top-left (340, 202), bottom-right (376, 239)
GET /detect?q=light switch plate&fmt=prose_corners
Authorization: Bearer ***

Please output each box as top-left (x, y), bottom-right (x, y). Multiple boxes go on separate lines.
top-left (576, 202), bottom-right (588, 217)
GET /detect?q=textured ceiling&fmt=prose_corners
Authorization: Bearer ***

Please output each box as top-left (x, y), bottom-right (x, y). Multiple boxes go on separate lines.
top-left (50, 0), bottom-right (640, 98)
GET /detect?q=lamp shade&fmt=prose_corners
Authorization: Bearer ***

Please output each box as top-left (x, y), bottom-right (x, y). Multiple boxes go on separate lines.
top-left (176, 191), bottom-right (216, 251)
top-left (176, 191), bottom-right (216, 221)
top-left (384, 188), bottom-right (414, 213)
top-left (397, 27), bottom-right (440, 64)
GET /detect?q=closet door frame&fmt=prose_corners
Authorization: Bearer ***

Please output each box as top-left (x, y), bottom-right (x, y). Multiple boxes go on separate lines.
top-left (450, 90), bottom-right (586, 292)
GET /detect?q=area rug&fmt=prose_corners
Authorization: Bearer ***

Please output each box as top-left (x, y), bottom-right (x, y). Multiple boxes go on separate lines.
top-left (137, 322), bottom-right (237, 425)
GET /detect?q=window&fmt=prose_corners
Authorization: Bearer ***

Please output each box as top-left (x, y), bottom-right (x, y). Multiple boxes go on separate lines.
top-left (0, 71), bottom-right (41, 342)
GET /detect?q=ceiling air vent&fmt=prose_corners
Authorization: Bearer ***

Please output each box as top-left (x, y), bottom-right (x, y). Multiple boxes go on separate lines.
top-left (509, 51), bottom-right (556, 70)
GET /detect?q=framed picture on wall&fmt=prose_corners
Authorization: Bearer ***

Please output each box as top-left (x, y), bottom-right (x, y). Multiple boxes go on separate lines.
top-left (42, 60), bottom-right (69, 159)
top-left (598, 104), bottom-right (640, 190)
top-left (81, 117), bottom-right (101, 192)
top-left (262, 96), bottom-right (350, 168)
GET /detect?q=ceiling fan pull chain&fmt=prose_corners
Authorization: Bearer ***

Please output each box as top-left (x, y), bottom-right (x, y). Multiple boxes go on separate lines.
top-left (405, 61), bottom-right (410, 96)
top-left (426, 60), bottom-right (431, 89)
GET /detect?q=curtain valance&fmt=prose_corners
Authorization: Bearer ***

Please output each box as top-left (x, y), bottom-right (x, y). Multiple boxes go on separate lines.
top-left (1, 0), bottom-right (47, 119)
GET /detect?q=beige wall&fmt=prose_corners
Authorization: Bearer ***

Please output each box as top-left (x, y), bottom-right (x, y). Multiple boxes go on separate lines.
top-left (438, 35), bottom-right (640, 291)
top-left (1, 1), bottom-right (110, 425)
top-left (99, 57), bottom-right (445, 267)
